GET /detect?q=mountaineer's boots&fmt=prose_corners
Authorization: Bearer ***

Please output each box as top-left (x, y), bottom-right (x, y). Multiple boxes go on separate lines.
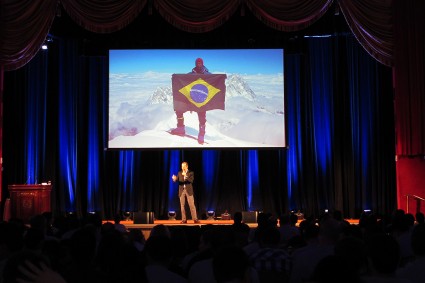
top-left (198, 124), bottom-right (206, 144)
top-left (170, 116), bottom-right (185, 135)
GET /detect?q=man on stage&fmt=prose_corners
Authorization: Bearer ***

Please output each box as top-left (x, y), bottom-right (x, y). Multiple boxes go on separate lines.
top-left (172, 161), bottom-right (200, 223)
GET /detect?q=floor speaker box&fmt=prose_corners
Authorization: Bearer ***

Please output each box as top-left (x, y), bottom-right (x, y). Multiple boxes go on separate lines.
top-left (242, 211), bottom-right (258, 223)
top-left (134, 211), bottom-right (154, 224)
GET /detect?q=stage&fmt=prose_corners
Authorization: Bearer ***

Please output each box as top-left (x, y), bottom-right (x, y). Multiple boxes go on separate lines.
top-left (108, 219), bottom-right (360, 239)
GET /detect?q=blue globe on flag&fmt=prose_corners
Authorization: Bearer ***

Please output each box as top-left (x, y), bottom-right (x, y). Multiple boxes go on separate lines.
top-left (190, 84), bottom-right (209, 103)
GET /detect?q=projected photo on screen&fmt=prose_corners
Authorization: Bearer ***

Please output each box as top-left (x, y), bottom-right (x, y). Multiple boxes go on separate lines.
top-left (108, 49), bottom-right (285, 149)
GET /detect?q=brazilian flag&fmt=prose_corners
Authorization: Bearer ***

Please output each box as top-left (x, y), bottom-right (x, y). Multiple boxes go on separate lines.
top-left (172, 74), bottom-right (227, 112)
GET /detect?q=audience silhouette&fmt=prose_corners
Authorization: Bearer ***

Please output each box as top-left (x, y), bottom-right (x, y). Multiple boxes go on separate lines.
top-left (1, 209), bottom-right (425, 283)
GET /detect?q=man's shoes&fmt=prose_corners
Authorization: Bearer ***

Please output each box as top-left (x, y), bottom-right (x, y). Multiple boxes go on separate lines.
top-left (170, 126), bottom-right (185, 136)
top-left (194, 219), bottom-right (200, 224)
top-left (180, 220), bottom-right (187, 224)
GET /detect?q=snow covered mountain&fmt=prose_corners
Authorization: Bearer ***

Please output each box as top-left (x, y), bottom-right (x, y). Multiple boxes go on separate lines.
top-left (109, 73), bottom-right (285, 148)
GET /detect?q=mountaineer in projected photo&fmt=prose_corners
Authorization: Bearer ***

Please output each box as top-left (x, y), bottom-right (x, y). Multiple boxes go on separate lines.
top-left (170, 58), bottom-right (227, 144)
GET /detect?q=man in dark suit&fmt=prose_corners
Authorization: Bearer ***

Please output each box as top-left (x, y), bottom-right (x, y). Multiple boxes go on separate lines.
top-left (172, 161), bottom-right (200, 223)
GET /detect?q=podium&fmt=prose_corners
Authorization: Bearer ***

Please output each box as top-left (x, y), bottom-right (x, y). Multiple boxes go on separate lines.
top-left (8, 184), bottom-right (52, 223)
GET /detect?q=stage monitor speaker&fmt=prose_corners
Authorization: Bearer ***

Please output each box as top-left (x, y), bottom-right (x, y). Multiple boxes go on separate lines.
top-left (242, 211), bottom-right (258, 223)
top-left (133, 211), bottom-right (154, 224)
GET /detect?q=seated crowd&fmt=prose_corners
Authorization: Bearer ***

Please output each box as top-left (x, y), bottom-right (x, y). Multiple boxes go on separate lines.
top-left (0, 209), bottom-right (424, 283)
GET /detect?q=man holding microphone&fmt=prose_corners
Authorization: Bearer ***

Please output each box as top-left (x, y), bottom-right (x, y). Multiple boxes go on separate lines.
top-left (172, 161), bottom-right (200, 223)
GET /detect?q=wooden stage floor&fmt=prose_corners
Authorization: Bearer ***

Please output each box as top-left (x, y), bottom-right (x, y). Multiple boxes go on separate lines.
top-left (107, 218), bottom-right (359, 239)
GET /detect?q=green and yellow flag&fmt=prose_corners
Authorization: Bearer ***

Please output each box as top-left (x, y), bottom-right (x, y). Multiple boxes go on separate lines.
top-left (172, 74), bottom-right (227, 112)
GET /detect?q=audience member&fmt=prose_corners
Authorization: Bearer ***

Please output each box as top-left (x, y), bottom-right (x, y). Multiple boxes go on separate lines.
top-left (289, 217), bottom-right (341, 283)
top-left (334, 236), bottom-right (368, 278)
top-left (397, 223), bottom-right (425, 283)
top-left (415, 212), bottom-right (424, 224)
top-left (113, 213), bottom-right (128, 233)
top-left (144, 235), bottom-right (187, 283)
top-left (213, 246), bottom-right (251, 283)
top-left (128, 228), bottom-right (146, 252)
top-left (311, 255), bottom-right (360, 283)
top-left (249, 225), bottom-right (291, 282)
top-left (278, 213), bottom-right (300, 248)
top-left (362, 233), bottom-right (412, 283)
top-left (2, 250), bottom-right (66, 283)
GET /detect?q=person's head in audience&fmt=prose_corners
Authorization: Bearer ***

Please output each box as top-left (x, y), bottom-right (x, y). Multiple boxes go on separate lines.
top-left (333, 210), bottom-right (344, 221)
top-left (101, 221), bottom-right (115, 234)
top-left (24, 227), bottom-right (45, 251)
top-left (231, 221), bottom-right (251, 248)
top-left (129, 229), bottom-right (146, 244)
top-left (335, 236), bottom-right (368, 276)
top-left (259, 226), bottom-right (281, 248)
top-left (290, 213), bottom-right (299, 226)
top-left (29, 214), bottom-right (47, 234)
top-left (302, 221), bottom-right (320, 244)
top-left (233, 212), bottom-right (243, 224)
top-left (0, 222), bottom-right (24, 260)
top-left (318, 217), bottom-right (341, 245)
top-left (149, 224), bottom-right (171, 238)
top-left (365, 233), bottom-right (400, 275)
top-left (213, 245), bottom-right (251, 283)
top-left (312, 255), bottom-right (360, 283)
top-left (144, 235), bottom-right (173, 266)
top-left (411, 223), bottom-right (425, 256)
top-left (69, 225), bottom-right (98, 264)
top-left (279, 214), bottom-right (291, 225)
top-left (113, 213), bottom-right (122, 224)
top-left (83, 212), bottom-right (103, 230)
top-left (405, 213), bottom-right (415, 228)
top-left (257, 212), bottom-right (274, 228)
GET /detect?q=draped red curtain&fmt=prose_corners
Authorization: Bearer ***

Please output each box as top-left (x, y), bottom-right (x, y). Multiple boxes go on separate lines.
top-left (339, 0), bottom-right (393, 67)
top-left (153, 0), bottom-right (241, 33)
top-left (0, 0), bottom-right (58, 71)
top-left (60, 0), bottom-right (147, 33)
top-left (1, 0), bottom-right (425, 206)
top-left (0, 0), bottom-right (399, 71)
top-left (245, 0), bottom-right (334, 32)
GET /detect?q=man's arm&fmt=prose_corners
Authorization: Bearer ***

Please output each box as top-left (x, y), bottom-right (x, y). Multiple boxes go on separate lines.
top-left (186, 171), bottom-right (194, 183)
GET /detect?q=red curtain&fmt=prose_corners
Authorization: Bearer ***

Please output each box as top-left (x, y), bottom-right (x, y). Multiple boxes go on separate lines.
top-left (393, 0), bottom-right (425, 156)
top-left (153, 0), bottom-right (241, 33)
top-left (60, 0), bottom-right (147, 33)
top-left (0, 0), bottom-right (58, 71)
top-left (339, 0), bottom-right (393, 67)
top-left (245, 0), bottom-right (334, 32)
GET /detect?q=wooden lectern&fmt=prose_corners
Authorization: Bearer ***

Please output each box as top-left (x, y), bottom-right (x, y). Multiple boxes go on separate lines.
top-left (8, 184), bottom-right (52, 223)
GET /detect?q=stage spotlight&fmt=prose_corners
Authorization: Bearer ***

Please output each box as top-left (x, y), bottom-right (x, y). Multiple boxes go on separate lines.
top-left (207, 210), bottom-right (215, 220)
top-left (41, 36), bottom-right (53, 50)
top-left (65, 211), bottom-right (75, 217)
top-left (168, 210), bottom-right (176, 220)
top-left (221, 210), bottom-right (231, 220)
top-left (122, 211), bottom-right (132, 221)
